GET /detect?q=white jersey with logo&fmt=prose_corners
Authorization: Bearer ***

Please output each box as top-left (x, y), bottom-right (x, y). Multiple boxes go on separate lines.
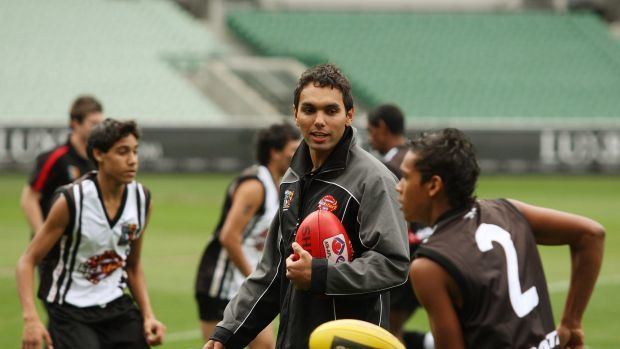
top-left (41, 172), bottom-right (148, 307)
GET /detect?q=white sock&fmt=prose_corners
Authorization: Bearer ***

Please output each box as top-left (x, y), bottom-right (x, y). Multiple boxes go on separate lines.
top-left (423, 332), bottom-right (435, 349)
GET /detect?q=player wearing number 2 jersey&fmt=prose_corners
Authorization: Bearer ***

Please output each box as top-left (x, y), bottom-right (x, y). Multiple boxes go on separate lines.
top-left (396, 128), bottom-right (605, 349)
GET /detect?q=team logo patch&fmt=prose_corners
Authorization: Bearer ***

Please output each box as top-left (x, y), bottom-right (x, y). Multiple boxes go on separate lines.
top-left (118, 222), bottom-right (139, 246)
top-left (317, 195), bottom-right (338, 212)
top-left (323, 234), bottom-right (349, 264)
top-left (283, 190), bottom-right (295, 210)
top-left (78, 250), bottom-right (124, 284)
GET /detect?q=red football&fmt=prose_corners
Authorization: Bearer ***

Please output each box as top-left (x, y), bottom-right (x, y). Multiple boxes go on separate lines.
top-left (294, 210), bottom-right (353, 264)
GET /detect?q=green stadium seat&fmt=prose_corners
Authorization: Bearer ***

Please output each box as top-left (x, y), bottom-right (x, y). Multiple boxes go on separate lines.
top-left (227, 11), bottom-right (620, 124)
top-left (0, 0), bottom-right (227, 125)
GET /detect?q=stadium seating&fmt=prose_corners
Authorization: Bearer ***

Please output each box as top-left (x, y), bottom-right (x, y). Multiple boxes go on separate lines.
top-left (0, 0), bottom-right (227, 126)
top-left (228, 11), bottom-right (620, 125)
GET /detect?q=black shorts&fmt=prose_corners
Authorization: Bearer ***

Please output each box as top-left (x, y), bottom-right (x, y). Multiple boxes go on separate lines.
top-left (45, 294), bottom-right (149, 349)
top-left (196, 293), bottom-right (230, 322)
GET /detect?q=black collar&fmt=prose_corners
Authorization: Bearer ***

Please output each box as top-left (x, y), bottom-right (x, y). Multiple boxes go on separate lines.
top-left (290, 126), bottom-right (355, 177)
top-left (432, 204), bottom-right (472, 229)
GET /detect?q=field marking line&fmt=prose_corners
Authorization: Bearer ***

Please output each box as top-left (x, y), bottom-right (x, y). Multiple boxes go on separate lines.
top-left (166, 329), bottom-right (201, 343)
top-left (548, 273), bottom-right (620, 293)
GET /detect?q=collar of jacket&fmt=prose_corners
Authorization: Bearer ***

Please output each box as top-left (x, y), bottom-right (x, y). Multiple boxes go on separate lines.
top-left (289, 126), bottom-right (356, 178)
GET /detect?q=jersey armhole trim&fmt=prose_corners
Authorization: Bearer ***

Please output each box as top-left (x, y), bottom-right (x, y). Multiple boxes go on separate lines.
top-left (60, 187), bottom-right (76, 236)
top-left (498, 199), bottom-right (535, 236)
top-left (415, 246), bottom-right (474, 320)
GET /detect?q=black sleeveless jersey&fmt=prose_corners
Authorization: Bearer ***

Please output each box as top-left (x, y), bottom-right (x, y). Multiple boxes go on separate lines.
top-left (416, 199), bottom-right (558, 349)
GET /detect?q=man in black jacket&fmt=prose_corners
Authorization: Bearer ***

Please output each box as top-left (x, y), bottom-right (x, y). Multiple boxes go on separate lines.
top-left (206, 64), bottom-right (409, 349)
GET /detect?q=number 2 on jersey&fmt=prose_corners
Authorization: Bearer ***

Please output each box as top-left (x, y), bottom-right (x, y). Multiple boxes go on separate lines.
top-left (475, 224), bottom-right (539, 318)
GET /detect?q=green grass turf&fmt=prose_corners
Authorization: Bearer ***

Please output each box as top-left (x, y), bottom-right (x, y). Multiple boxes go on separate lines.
top-left (0, 173), bottom-right (618, 348)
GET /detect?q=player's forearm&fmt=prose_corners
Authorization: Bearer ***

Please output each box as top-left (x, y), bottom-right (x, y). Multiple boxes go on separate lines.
top-left (220, 237), bottom-right (253, 277)
top-left (20, 190), bottom-right (44, 233)
top-left (16, 254), bottom-right (40, 322)
top-left (561, 227), bottom-right (605, 327)
top-left (324, 251), bottom-right (409, 295)
top-left (127, 263), bottom-right (156, 319)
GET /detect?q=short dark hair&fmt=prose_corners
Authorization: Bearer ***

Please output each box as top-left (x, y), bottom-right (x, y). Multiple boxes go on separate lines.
top-left (368, 104), bottom-right (405, 135)
top-left (256, 123), bottom-right (300, 166)
top-left (293, 64), bottom-right (354, 113)
top-left (70, 95), bottom-right (103, 123)
top-left (409, 128), bottom-right (480, 209)
top-left (87, 118), bottom-right (140, 167)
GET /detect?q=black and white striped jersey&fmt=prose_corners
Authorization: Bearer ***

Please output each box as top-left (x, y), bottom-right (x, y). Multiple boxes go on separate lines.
top-left (195, 165), bottom-right (279, 301)
top-left (38, 171), bottom-right (150, 307)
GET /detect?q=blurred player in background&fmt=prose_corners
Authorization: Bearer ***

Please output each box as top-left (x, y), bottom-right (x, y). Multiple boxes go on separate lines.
top-left (17, 119), bottom-right (166, 349)
top-left (195, 123), bottom-right (301, 349)
top-left (21, 95), bottom-right (104, 237)
top-left (367, 104), bottom-right (433, 349)
top-left (398, 128), bottom-right (605, 349)
top-left (206, 64), bottom-right (409, 349)
top-left (367, 104), bottom-right (408, 178)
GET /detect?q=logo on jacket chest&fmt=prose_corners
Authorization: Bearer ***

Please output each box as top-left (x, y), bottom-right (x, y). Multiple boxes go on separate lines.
top-left (283, 190), bottom-right (295, 210)
top-left (317, 194), bottom-right (338, 212)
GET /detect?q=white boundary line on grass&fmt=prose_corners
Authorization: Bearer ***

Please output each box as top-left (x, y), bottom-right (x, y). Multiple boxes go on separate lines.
top-left (165, 274), bottom-right (620, 343)
top-left (166, 329), bottom-right (201, 343)
top-left (548, 273), bottom-right (620, 293)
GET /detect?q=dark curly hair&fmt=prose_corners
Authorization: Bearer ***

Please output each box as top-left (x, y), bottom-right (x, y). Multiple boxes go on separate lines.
top-left (256, 123), bottom-right (301, 166)
top-left (368, 104), bottom-right (405, 135)
top-left (87, 118), bottom-right (140, 168)
top-left (409, 128), bottom-right (480, 209)
top-left (293, 63), bottom-right (354, 113)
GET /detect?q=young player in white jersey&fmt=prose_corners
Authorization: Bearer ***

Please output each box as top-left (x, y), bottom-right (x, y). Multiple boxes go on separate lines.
top-left (17, 118), bottom-right (166, 349)
top-left (195, 123), bottom-right (300, 349)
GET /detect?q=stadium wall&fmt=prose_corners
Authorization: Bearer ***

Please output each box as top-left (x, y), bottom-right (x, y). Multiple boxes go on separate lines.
top-left (1, 126), bottom-right (619, 174)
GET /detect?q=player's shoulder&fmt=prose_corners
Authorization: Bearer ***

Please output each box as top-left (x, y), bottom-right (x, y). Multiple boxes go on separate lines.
top-left (34, 143), bottom-right (70, 165)
top-left (349, 145), bottom-right (396, 182)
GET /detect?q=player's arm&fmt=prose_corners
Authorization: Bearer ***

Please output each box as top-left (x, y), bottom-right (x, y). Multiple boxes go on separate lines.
top-left (508, 199), bottom-right (605, 348)
top-left (16, 195), bottom-right (70, 349)
top-left (126, 200), bottom-right (166, 346)
top-left (20, 185), bottom-right (44, 234)
top-left (410, 257), bottom-right (466, 349)
top-left (218, 179), bottom-right (264, 277)
top-left (315, 175), bottom-right (409, 295)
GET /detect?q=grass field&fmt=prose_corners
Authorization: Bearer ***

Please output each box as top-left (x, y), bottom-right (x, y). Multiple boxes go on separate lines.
top-left (1, 173), bottom-right (618, 348)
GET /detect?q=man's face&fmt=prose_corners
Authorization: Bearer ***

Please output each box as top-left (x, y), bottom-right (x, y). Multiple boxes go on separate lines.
top-left (273, 139), bottom-right (300, 175)
top-left (95, 134), bottom-right (139, 184)
top-left (366, 122), bottom-right (388, 154)
top-left (396, 150), bottom-right (431, 224)
top-left (73, 112), bottom-right (104, 142)
top-left (294, 84), bottom-right (353, 156)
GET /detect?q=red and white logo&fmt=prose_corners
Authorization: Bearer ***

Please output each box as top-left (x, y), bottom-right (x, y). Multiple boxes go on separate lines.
top-left (323, 234), bottom-right (349, 264)
top-left (317, 195), bottom-right (338, 212)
